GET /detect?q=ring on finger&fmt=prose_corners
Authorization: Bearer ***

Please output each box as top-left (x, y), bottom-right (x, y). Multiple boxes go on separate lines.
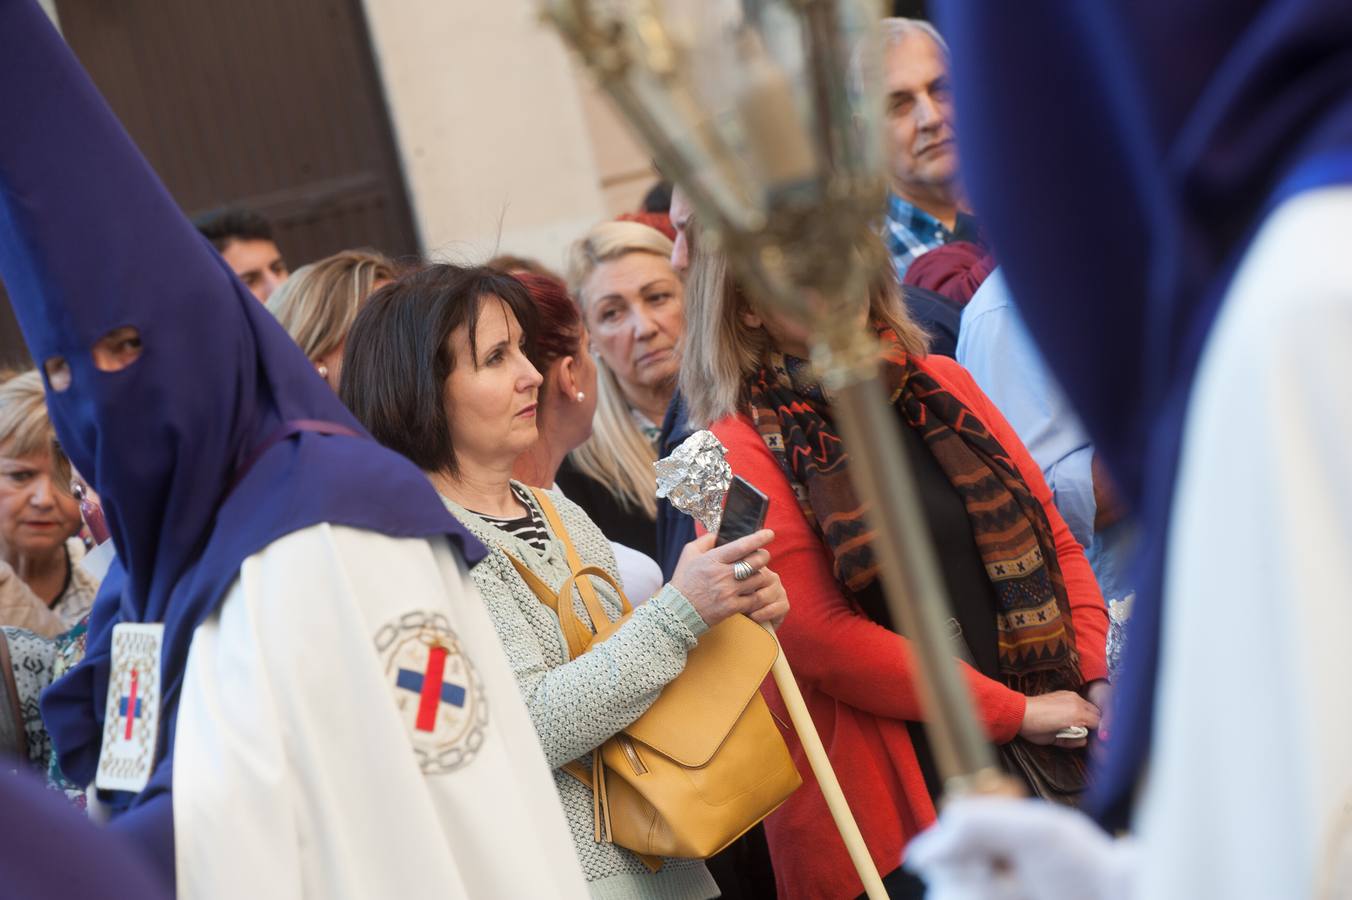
top-left (732, 560), bottom-right (757, 582)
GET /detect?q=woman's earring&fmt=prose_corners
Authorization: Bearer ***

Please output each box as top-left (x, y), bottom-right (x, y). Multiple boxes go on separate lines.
top-left (575, 391), bottom-right (586, 403)
top-left (317, 364), bottom-right (329, 379)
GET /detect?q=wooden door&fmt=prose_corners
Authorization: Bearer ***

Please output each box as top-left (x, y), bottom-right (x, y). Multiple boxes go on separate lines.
top-left (53, 0), bottom-right (420, 269)
top-left (0, 287), bottom-right (29, 372)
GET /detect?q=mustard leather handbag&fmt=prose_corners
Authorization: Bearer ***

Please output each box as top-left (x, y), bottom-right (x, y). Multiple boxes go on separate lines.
top-left (504, 488), bottom-right (801, 870)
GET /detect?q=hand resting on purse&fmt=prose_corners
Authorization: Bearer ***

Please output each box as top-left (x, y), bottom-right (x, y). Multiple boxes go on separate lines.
top-left (1018, 692), bottom-right (1100, 749)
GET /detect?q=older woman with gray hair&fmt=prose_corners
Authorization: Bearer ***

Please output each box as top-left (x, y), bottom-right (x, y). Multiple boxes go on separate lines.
top-left (0, 371), bottom-right (101, 795)
top-left (0, 370), bottom-right (96, 637)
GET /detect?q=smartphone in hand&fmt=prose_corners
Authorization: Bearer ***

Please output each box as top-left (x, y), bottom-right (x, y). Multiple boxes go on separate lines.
top-left (715, 476), bottom-right (770, 547)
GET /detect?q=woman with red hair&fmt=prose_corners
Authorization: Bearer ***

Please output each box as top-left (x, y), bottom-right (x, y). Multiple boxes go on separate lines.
top-left (510, 272), bottom-right (664, 602)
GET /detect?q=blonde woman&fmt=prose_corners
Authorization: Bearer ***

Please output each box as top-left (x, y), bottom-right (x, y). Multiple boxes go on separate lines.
top-left (561, 222), bottom-right (684, 559)
top-left (0, 371), bottom-right (96, 637)
top-left (266, 248), bottom-right (397, 390)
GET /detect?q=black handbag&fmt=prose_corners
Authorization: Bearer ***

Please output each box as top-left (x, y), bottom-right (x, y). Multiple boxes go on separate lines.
top-left (944, 616), bottom-right (1089, 806)
top-left (999, 737), bottom-right (1088, 806)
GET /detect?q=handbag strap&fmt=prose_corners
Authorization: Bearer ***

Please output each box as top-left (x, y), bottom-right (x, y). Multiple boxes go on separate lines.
top-left (557, 565), bottom-right (626, 619)
top-left (502, 552), bottom-right (593, 659)
top-left (546, 559), bottom-right (647, 859)
top-left (528, 487), bottom-right (634, 622)
top-left (512, 491), bottom-right (657, 862)
top-left (502, 548), bottom-right (603, 801)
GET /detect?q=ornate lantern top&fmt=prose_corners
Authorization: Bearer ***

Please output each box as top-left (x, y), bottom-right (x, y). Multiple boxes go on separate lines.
top-left (545, 0), bottom-right (888, 343)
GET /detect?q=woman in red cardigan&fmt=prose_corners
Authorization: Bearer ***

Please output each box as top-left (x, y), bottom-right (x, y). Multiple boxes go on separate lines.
top-left (680, 238), bottom-right (1110, 900)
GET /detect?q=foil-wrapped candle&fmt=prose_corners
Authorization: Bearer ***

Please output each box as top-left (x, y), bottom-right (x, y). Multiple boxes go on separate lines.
top-left (654, 430), bottom-right (734, 533)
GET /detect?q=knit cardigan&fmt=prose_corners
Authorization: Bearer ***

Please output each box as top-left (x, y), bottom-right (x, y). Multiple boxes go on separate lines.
top-left (710, 353), bottom-right (1110, 900)
top-left (441, 486), bottom-right (720, 900)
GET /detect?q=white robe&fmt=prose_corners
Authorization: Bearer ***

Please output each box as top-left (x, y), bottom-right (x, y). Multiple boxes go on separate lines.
top-left (1135, 186), bottom-right (1352, 897)
top-left (173, 523), bottom-right (589, 899)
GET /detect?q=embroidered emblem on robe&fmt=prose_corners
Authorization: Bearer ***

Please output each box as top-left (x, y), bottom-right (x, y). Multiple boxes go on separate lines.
top-left (376, 612), bottom-right (488, 774)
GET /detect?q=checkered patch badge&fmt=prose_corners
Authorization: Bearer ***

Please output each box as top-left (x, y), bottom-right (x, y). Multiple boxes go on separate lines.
top-left (95, 623), bottom-right (164, 793)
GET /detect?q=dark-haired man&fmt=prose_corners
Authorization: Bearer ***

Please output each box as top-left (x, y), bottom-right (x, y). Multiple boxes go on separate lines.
top-left (193, 207), bottom-right (289, 302)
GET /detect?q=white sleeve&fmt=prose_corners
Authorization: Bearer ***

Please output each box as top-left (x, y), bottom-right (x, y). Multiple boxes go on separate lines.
top-left (1134, 188), bottom-right (1352, 898)
top-left (170, 568), bottom-right (303, 898)
top-left (610, 540), bottom-right (665, 604)
top-left (173, 524), bottom-right (588, 900)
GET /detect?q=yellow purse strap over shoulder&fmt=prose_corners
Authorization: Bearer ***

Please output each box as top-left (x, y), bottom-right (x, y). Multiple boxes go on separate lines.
top-left (529, 487), bottom-right (634, 623)
top-left (524, 490), bottom-right (662, 867)
top-left (502, 551), bottom-right (592, 659)
top-left (503, 547), bottom-right (604, 812)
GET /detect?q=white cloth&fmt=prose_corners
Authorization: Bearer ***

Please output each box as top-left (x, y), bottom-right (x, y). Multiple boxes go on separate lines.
top-left (1134, 185), bottom-right (1352, 898)
top-left (609, 540), bottom-right (664, 603)
top-left (549, 482), bottom-right (664, 603)
top-left (78, 539), bottom-right (116, 583)
top-left (173, 524), bottom-right (589, 900)
top-left (905, 796), bottom-right (1135, 900)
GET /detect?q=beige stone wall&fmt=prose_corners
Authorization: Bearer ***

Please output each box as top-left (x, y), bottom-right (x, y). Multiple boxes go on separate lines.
top-left (570, 63), bottom-right (659, 216)
top-left (361, 0), bottom-right (656, 274)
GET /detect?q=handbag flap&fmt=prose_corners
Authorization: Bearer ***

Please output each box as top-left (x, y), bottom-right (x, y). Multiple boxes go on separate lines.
top-left (619, 613), bottom-right (779, 768)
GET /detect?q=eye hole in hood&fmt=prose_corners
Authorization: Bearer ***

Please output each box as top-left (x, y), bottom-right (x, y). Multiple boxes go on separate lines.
top-left (43, 355), bottom-right (71, 392)
top-left (92, 325), bottom-right (143, 373)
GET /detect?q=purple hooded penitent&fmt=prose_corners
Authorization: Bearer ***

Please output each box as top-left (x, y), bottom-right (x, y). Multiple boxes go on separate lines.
top-left (0, 0), bottom-right (484, 886)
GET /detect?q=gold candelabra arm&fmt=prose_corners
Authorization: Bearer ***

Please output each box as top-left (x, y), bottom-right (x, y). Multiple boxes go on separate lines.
top-left (812, 323), bottom-right (1003, 787)
top-left (799, 277), bottom-right (1020, 794)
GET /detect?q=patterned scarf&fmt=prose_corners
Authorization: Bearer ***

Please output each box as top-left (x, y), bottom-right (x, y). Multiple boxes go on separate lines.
top-left (745, 327), bottom-right (1083, 699)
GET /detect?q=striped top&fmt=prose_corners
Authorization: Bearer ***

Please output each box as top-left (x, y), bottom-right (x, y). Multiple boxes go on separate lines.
top-left (471, 484), bottom-right (550, 553)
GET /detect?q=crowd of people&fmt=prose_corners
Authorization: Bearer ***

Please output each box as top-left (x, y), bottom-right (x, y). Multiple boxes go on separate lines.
top-left (1, 0), bottom-right (1349, 897)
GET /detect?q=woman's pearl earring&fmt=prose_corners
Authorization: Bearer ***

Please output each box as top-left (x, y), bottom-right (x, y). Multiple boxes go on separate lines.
top-left (317, 364), bottom-right (329, 379)
top-left (576, 391), bottom-right (586, 403)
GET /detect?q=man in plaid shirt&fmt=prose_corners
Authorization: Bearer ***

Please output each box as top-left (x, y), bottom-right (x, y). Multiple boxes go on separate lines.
top-left (879, 19), bottom-right (983, 279)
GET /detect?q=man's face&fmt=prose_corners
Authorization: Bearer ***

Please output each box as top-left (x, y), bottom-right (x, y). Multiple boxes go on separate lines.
top-left (220, 238), bottom-right (289, 302)
top-left (669, 187), bottom-right (695, 278)
top-left (883, 32), bottom-right (958, 199)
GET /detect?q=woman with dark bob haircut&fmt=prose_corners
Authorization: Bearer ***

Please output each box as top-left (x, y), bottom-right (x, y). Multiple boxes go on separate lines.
top-left (340, 264), bottom-right (790, 900)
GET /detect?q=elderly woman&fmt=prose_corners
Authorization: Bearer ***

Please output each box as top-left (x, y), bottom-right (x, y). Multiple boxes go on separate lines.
top-left (341, 263), bottom-right (789, 900)
top-left (509, 272), bottom-right (664, 603)
top-left (559, 222), bottom-right (684, 560)
top-left (266, 248), bottom-right (397, 390)
top-left (680, 237), bottom-right (1110, 900)
top-left (0, 415), bottom-right (104, 800)
top-left (0, 371), bottom-right (97, 637)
